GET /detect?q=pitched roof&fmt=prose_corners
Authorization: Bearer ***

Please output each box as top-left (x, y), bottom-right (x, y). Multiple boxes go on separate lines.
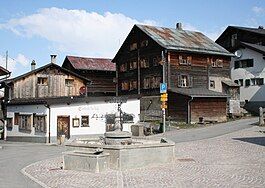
top-left (6, 63), bottom-right (91, 83)
top-left (169, 88), bottom-right (228, 98)
top-left (230, 26), bottom-right (265, 35)
top-left (0, 66), bottom-right (10, 76)
top-left (65, 56), bottom-right (116, 71)
top-left (136, 24), bottom-right (233, 56)
top-left (222, 80), bottom-right (240, 87)
top-left (240, 42), bottom-right (265, 54)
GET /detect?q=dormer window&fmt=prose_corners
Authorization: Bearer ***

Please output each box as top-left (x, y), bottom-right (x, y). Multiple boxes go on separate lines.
top-left (37, 77), bottom-right (48, 85)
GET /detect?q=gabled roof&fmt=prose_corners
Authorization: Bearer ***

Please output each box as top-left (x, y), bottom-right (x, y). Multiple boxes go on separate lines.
top-left (64, 56), bottom-right (116, 71)
top-left (240, 42), bottom-right (265, 54)
top-left (113, 24), bottom-right (233, 61)
top-left (7, 63), bottom-right (91, 83)
top-left (169, 88), bottom-right (228, 98)
top-left (216, 25), bottom-right (265, 43)
top-left (0, 66), bottom-right (10, 76)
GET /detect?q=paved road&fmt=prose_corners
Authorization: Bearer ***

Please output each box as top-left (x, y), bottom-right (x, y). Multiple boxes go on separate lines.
top-left (0, 117), bottom-right (258, 188)
top-left (158, 117), bottom-right (258, 143)
top-left (0, 142), bottom-right (65, 188)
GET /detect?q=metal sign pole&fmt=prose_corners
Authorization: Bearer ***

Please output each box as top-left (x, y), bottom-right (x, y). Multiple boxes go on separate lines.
top-left (162, 51), bottom-right (166, 133)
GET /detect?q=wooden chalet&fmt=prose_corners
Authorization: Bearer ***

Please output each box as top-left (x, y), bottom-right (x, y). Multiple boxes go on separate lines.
top-left (113, 23), bottom-right (234, 123)
top-left (62, 56), bottom-right (116, 96)
top-left (216, 25), bottom-right (265, 52)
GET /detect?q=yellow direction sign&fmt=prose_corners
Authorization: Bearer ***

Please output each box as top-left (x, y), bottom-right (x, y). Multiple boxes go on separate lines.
top-left (160, 93), bottom-right (168, 102)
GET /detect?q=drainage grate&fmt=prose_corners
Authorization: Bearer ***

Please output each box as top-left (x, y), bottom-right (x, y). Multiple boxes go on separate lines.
top-left (177, 158), bottom-right (195, 162)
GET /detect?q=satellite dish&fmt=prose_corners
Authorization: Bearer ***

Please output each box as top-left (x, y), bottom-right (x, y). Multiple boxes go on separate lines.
top-left (79, 86), bottom-right (86, 95)
top-left (235, 50), bottom-right (242, 58)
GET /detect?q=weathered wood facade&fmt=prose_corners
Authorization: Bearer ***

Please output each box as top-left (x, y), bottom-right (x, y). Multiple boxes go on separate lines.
top-left (5, 63), bottom-right (90, 100)
top-left (62, 56), bottom-right (116, 96)
top-left (113, 24), bottom-right (233, 123)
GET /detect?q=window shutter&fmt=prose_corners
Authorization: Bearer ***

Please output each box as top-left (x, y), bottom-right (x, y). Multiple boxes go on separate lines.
top-left (189, 76), bottom-right (193, 88)
top-left (177, 75), bottom-right (181, 87)
top-left (234, 61), bottom-right (239, 69)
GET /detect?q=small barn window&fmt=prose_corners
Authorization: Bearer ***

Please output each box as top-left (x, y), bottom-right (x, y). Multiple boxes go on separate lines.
top-left (129, 60), bottom-right (137, 70)
top-left (210, 80), bottom-right (215, 89)
top-left (140, 57), bottom-right (149, 68)
top-left (212, 59), bottom-right (223, 68)
top-left (37, 77), bottom-right (48, 85)
top-left (120, 63), bottom-right (127, 72)
top-left (130, 42), bottom-right (137, 51)
top-left (121, 81), bottom-right (129, 90)
top-left (81, 116), bottom-right (89, 127)
top-left (140, 40), bottom-right (148, 47)
top-left (179, 55), bottom-right (192, 65)
top-left (65, 79), bottom-right (74, 86)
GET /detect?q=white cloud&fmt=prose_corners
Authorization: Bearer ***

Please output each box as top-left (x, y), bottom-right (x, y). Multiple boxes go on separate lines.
top-left (0, 53), bottom-right (29, 74)
top-left (252, 6), bottom-right (264, 14)
top-left (1, 7), bottom-right (157, 58)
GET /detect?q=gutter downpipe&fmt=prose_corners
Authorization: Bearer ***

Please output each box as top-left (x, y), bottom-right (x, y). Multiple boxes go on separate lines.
top-left (187, 96), bottom-right (194, 124)
top-left (45, 104), bottom-right (51, 143)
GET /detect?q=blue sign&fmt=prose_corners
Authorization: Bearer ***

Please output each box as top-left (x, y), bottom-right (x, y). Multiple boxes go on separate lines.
top-left (160, 83), bottom-right (167, 93)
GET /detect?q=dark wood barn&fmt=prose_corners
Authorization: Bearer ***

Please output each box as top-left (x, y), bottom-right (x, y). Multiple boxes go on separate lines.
top-left (62, 56), bottom-right (116, 96)
top-left (112, 24), bottom-right (234, 123)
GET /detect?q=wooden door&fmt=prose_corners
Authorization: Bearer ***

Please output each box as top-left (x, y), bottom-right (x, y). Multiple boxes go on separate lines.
top-left (57, 116), bottom-right (70, 139)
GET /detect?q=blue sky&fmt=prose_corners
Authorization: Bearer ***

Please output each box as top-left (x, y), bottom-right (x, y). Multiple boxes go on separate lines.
top-left (0, 0), bottom-right (264, 77)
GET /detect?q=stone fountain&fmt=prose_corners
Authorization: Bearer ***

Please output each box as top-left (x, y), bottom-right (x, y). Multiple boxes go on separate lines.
top-left (63, 103), bottom-right (175, 172)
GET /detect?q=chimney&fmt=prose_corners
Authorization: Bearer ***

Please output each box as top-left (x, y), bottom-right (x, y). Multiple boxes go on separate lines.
top-left (176, 22), bottom-right (182, 30)
top-left (258, 26), bottom-right (264, 29)
top-left (31, 60), bottom-right (36, 71)
top-left (50, 54), bottom-right (57, 64)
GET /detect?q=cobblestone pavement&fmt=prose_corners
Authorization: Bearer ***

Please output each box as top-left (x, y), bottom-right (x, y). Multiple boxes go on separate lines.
top-left (22, 126), bottom-right (265, 188)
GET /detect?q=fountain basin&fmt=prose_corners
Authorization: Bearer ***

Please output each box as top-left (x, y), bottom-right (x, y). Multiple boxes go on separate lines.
top-left (65, 138), bottom-right (175, 170)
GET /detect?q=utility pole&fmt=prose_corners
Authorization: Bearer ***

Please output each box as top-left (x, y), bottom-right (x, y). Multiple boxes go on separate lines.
top-left (161, 51), bottom-right (167, 133)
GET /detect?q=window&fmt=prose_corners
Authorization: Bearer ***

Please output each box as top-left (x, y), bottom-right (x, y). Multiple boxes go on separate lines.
top-left (33, 115), bottom-right (46, 133)
top-left (257, 78), bottom-right (264, 85)
top-left (179, 55), bottom-right (192, 65)
top-left (212, 59), bottom-right (223, 67)
top-left (143, 76), bottom-right (161, 89)
top-left (121, 81), bottom-right (129, 90)
top-left (120, 63), bottom-right (127, 72)
top-left (210, 80), bottom-right (215, 89)
top-left (37, 77), bottom-right (48, 85)
top-left (143, 77), bottom-right (150, 89)
top-left (178, 75), bottom-right (193, 88)
top-left (72, 118), bottom-right (80, 128)
top-left (6, 118), bottom-right (13, 130)
top-left (140, 57), bottom-right (149, 68)
top-left (129, 80), bottom-right (137, 90)
top-left (81, 116), bottom-right (89, 127)
top-left (65, 79), bottom-right (74, 86)
top-left (234, 80), bottom-right (239, 85)
top-left (245, 79), bottom-right (250, 87)
top-left (19, 115), bottom-right (31, 131)
top-left (239, 79), bottom-right (243, 86)
top-left (129, 61), bottom-right (137, 70)
top-left (234, 59), bottom-right (254, 69)
top-left (130, 42), bottom-right (137, 51)
top-left (250, 78), bottom-right (264, 86)
top-left (140, 40), bottom-right (148, 47)
top-left (153, 56), bottom-right (161, 66)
